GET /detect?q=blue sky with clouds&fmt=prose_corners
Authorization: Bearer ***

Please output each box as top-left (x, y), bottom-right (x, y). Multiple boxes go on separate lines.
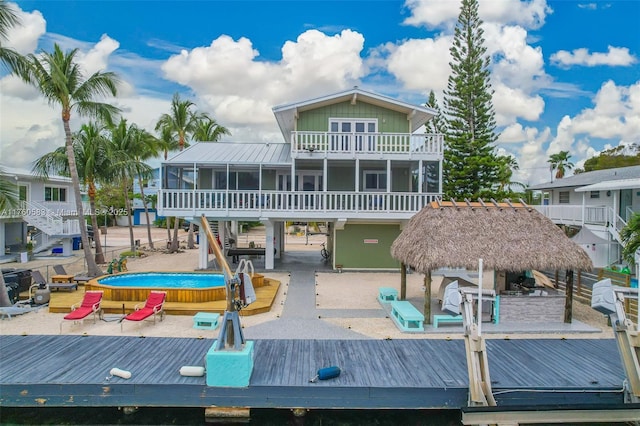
top-left (1, 0), bottom-right (638, 185)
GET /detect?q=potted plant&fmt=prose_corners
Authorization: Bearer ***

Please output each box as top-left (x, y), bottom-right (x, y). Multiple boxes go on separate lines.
top-left (25, 241), bottom-right (34, 260)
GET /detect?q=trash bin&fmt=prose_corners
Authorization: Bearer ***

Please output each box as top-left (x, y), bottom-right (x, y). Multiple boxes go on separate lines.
top-left (196, 234), bottom-right (200, 244)
top-left (72, 237), bottom-right (81, 250)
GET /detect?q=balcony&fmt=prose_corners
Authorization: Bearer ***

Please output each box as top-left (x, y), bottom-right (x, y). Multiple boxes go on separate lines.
top-left (158, 189), bottom-right (440, 220)
top-left (532, 205), bottom-right (610, 227)
top-left (291, 132), bottom-right (443, 158)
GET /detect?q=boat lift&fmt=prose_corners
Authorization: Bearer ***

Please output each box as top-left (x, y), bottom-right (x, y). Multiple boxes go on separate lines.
top-left (591, 278), bottom-right (640, 404)
top-left (442, 265), bottom-right (640, 425)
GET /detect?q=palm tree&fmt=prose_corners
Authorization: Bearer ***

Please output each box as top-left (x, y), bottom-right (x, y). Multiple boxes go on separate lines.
top-left (0, 167), bottom-right (19, 307)
top-left (496, 155), bottom-right (525, 194)
top-left (548, 151), bottom-right (574, 180)
top-left (13, 44), bottom-right (120, 276)
top-left (125, 123), bottom-right (160, 249)
top-left (193, 116), bottom-right (230, 142)
top-left (107, 119), bottom-right (153, 253)
top-left (0, 0), bottom-right (27, 74)
top-left (621, 212), bottom-right (640, 267)
top-left (32, 122), bottom-right (111, 264)
top-left (155, 93), bottom-right (207, 252)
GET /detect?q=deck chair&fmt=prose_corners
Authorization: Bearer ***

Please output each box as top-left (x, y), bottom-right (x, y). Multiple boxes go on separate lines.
top-left (53, 264), bottom-right (91, 284)
top-left (121, 291), bottom-right (166, 331)
top-left (32, 270), bottom-right (77, 292)
top-left (60, 291), bottom-right (103, 333)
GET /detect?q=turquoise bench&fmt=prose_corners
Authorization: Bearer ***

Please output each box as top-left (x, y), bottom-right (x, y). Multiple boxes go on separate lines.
top-left (433, 314), bottom-right (463, 328)
top-left (390, 301), bottom-right (424, 332)
top-left (193, 312), bottom-right (220, 330)
top-left (378, 287), bottom-right (398, 303)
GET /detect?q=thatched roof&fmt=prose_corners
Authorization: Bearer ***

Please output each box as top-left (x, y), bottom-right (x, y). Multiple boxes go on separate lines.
top-left (391, 200), bottom-right (593, 273)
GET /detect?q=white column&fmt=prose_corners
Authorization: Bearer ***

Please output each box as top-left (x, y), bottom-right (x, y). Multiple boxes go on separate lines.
top-left (418, 160), bottom-right (423, 193)
top-left (198, 220), bottom-right (208, 270)
top-left (274, 221), bottom-right (282, 259)
top-left (386, 159), bottom-right (391, 192)
top-left (355, 158), bottom-right (360, 191)
top-left (264, 220), bottom-right (275, 270)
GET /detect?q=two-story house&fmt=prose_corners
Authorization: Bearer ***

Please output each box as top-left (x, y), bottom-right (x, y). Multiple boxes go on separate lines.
top-left (529, 165), bottom-right (640, 268)
top-left (158, 87), bottom-right (444, 270)
top-left (0, 167), bottom-right (82, 261)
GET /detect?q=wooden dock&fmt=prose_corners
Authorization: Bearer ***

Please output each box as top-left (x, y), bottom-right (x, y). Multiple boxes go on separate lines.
top-left (0, 335), bottom-right (627, 410)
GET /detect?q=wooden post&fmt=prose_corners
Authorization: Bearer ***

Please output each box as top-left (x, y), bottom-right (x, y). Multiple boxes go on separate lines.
top-left (554, 270), bottom-right (559, 288)
top-left (564, 269), bottom-right (574, 323)
top-left (424, 271), bottom-right (432, 325)
top-left (576, 270), bottom-right (582, 297)
top-left (400, 263), bottom-right (407, 301)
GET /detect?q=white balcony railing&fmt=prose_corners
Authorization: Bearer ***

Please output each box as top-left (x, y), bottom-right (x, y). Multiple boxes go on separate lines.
top-left (532, 205), bottom-right (610, 227)
top-left (291, 132), bottom-right (443, 156)
top-left (159, 190), bottom-right (439, 216)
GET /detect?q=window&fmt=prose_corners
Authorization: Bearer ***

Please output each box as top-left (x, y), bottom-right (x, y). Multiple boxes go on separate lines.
top-left (44, 186), bottom-right (66, 202)
top-left (558, 191), bottom-right (570, 204)
top-left (216, 171), bottom-right (260, 190)
top-left (364, 171), bottom-right (387, 191)
top-left (590, 191), bottom-right (600, 199)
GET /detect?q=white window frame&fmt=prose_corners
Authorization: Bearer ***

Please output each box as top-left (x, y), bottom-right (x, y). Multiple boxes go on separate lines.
top-left (44, 186), bottom-right (67, 202)
top-left (363, 170), bottom-right (387, 192)
top-left (558, 191), bottom-right (570, 204)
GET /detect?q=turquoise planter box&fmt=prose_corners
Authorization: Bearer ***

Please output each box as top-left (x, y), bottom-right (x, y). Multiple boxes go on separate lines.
top-left (206, 340), bottom-right (255, 387)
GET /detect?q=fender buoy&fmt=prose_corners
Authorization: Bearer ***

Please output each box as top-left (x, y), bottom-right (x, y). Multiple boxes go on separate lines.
top-left (309, 366), bottom-right (341, 382)
top-left (109, 368), bottom-right (132, 379)
top-left (179, 366), bottom-right (205, 377)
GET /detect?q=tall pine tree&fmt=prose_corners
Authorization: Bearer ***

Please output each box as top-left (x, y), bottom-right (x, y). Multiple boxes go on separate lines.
top-left (424, 90), bottom-right (445, 134)
top-left (443, 0), bottom-right (501, 200)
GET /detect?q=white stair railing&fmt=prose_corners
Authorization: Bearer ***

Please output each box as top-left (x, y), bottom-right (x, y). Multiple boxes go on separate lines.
top-left (23, 200), bottom-right (81, 236)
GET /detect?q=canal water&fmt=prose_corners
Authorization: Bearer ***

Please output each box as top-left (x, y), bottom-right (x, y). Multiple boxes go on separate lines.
top-left (0, 407), bottom-right (462, 425)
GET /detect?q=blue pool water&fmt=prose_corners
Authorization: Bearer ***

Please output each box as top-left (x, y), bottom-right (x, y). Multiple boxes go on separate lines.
top-left (98, 272), bottom-right (225, 288)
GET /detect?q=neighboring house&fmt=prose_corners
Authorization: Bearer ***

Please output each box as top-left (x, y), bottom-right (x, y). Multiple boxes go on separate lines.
top-left (131, 168), bottom-right (162, 226)
top-left (158, 87), bottom-right (444, 270)
top-left (0, 166), bottom-right (83, 261)
top-left (529, 165), bottom-right (640, 268)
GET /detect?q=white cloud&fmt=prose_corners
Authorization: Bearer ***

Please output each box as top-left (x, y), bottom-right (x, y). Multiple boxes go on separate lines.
top-left (3, 3), bottom-right (46, 54)
top-left (74, 34), bottom-right (120, 76)
top-left (551, 46), bottom-right (637, 68)
top-left (385, 36), bottom-right (452, 92)
top-left (161, 30), bottom-right (366, 128)
top-left (493, 83), bottom-right (545, 125)
top-left (403, 0), bottom-right (551, 30)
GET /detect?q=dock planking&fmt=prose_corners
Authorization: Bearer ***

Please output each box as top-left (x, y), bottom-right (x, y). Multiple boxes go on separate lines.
top-left (0, 335), bottom-right (626, 409)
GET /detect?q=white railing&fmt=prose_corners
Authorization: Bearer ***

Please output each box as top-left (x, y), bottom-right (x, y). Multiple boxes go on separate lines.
top-left (532, 205), bottom-right (610, 226)
top-left (291, 131), bottom-right (443, 156)
top-left (159, 190), bottom-right (439, 215)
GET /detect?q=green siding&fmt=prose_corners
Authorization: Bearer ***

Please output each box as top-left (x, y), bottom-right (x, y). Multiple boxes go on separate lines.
top-left (261, 170), bottom-right (276, 190)
top-left (298, 101), bottom-right (408, 133)
top-left (335, 224), bottom-right (402, 269)
top-left (328, 165), bottom-right (355, 191)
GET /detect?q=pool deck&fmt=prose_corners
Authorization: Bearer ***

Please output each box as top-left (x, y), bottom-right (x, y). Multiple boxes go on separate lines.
top-left (47, 275), bottom-right (280, 316)
top-left (2, 250), bottom-right (636, 418)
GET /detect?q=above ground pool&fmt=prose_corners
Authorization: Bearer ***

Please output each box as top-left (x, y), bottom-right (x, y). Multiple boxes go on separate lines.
top-left (86, 272), bottom-right (227, 303)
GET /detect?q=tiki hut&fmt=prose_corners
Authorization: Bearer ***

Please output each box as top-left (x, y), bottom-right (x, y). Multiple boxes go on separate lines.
top-left (390, 200), bottom-right (594, 324)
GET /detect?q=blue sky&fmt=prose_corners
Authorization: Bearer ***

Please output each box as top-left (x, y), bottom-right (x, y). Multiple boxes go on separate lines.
top-left (1, 0), bottom-right (638, 185)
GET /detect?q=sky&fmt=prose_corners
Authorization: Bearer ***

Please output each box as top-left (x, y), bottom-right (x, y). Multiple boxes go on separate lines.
top-left (0, 0), bottom-right (638, 186)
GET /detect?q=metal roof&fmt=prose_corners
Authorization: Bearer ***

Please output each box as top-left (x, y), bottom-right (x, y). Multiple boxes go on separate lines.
top-left (272, 87), bottom-right (436, 139)
top-left (164, 142), bottom-right (291, 166)
top-left (529, 165), bottom-right (640, 190)
top-left (575, 177), bottom-right (640, 192)
top-left (1, 166), bottom-right (72, 183)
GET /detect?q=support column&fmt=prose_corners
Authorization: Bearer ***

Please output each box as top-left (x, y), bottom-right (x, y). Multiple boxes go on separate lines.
top-left (264, 220), bottom-right (274, 270)
top-left (273, 221), bottom-right (282, 259)
top-left (198, 222), bottom-right (208, 270)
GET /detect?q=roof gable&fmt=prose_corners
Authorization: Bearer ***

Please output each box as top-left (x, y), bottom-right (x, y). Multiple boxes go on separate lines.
top-left (272, 87), bottom-right (436, 139)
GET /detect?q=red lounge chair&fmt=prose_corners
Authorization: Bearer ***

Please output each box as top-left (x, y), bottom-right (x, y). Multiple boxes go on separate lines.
top-left (121, 291), bottom-right (166, 331)
top-left (60, 291), bottom-right (103, 333)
